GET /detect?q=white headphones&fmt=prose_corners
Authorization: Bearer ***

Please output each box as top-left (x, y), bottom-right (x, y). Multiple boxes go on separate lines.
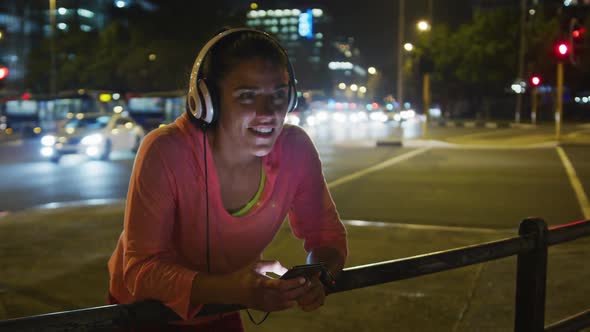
top-left (187, 28), bottom-right (298, 125)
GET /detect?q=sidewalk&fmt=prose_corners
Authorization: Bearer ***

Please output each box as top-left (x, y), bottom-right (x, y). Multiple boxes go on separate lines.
top-left (1, 204), bottom-right (589, 331)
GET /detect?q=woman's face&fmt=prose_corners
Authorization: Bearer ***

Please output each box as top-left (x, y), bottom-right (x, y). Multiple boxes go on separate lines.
top-left (216, 57), bottom-right (290, 158)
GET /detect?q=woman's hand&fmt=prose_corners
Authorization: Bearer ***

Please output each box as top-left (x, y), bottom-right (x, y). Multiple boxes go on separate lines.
top-left (295, 272), bottom-right (325, 312)
top-left (227, 260), bottom-right (310, 312)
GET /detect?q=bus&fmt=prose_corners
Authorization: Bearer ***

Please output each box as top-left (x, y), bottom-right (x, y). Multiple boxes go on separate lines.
top-left (125, 90), bottom-right (185, 132)
top-left (2, 94), bottom-right (53, 136)
top-left (1, 90), bottom-right (125, 137)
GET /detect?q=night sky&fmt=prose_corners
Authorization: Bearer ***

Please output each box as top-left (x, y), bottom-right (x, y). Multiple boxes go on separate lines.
top-left (229, 0), bottom-right (473, 86)
top-left (147, 0), bottom-right (475, 89)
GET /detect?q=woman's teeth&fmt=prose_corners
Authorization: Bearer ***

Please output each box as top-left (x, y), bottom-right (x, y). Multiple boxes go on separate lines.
top-left (252, 127), bottom-right (273, 134)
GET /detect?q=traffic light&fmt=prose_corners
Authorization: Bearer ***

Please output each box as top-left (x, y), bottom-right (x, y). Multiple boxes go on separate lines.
top-left (569, 18), bottom-right (586, 64)
top-left (572, 26), bottom-right (586, 39)
top-left (530, 75), bottom-right (541, 87)
top-left (555, 41), bottom-right (570, 60)
top-left (0, 66), bottom-right (8, 80)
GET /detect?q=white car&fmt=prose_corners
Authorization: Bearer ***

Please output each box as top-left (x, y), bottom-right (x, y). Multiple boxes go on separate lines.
top-left (40, 113), bottom-right (145, 162)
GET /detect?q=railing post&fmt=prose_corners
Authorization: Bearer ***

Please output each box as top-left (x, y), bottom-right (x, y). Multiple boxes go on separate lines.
top-left (514, 217), bottom-right (548, 332)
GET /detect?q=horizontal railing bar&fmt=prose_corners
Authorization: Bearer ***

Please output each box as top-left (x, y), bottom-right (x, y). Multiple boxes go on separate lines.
top-left (331, 235), bottom-right (532, 293)
top-left (545, 308), bottom-right (590, 332)
top-left (548, 220), bottom-right (590, 246)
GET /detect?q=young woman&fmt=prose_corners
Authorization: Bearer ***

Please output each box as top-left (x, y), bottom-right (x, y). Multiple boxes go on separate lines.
top-left (108, 28), bottom-right (348, 331)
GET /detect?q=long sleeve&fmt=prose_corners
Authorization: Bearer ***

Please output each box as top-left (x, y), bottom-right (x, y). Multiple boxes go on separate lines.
top-left (121, 133), bottom-right (201, 320)
top-left (287, 129), bottom-right (348, 260)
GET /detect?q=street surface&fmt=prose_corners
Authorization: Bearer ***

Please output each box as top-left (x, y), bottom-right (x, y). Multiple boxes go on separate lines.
top-left (0, 119), bottom-right (589, 229)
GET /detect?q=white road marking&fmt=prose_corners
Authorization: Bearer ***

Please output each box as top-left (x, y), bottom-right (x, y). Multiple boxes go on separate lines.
top-left (327, 147), bottom-right (431, 190)
top-left (556, 146), bottom-right (590, 219)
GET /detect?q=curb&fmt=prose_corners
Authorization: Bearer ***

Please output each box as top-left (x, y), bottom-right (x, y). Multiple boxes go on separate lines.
top-left (430, 121), bottom-right (512, 129)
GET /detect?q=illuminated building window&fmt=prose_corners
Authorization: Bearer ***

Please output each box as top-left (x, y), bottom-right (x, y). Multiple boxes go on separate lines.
top-left (57, 22), bottom-right (68, 30)
top-left (315, 32), bottom-right (323, 39)
top-left (58, 7), bottom-right (68, 15)
top-left (315, 41), bottom-right (323, 48)
top-left (312, 9), bottom-right (323, 17)
top-left (292, 9), bottom-right (301, 15)
top-left (77, 8), bottom-right (95, 18)
top-left (80, 24), bottom-right (92, 32)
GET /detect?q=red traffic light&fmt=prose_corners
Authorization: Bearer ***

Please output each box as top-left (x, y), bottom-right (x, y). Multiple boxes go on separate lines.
top-left (572, 27), bottom-right (586, 39)
top-left (556, 42), bottom-right (570, 56)
top-left (0, 66), bottom-right (8, 80)
top-left (530, 76), bottom-right (541, 87)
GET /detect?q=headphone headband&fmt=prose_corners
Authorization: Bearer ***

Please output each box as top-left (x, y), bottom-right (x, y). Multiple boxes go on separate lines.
top-left (187, 28), bottom-right (298, 125)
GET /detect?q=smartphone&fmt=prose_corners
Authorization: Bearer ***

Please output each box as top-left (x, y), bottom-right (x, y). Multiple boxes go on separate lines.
top-left (280, 263), bottom-right (326, 280)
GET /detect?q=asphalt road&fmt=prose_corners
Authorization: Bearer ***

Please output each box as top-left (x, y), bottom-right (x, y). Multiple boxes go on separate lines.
top-left (1, 120), bottom-right (589, 231)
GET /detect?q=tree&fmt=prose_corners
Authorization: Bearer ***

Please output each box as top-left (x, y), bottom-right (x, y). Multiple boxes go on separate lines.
top-left (420, 7), bottom-right (562, 119)
top-left (25, 2), bottom-right (246, 94)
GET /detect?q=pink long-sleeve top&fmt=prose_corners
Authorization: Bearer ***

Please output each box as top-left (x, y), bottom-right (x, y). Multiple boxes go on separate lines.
top-left (108, 112), bottom-right (348, 322)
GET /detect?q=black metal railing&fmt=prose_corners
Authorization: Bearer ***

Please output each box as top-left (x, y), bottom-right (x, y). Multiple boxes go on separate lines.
top-left (1, 217), bottom-right (589, 332)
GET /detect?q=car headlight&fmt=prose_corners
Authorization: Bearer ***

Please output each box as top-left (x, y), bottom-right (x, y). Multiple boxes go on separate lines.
top-left (81, 134), bottom-right (104, 145)
top-left (41, 135), bottom-right (56, 146)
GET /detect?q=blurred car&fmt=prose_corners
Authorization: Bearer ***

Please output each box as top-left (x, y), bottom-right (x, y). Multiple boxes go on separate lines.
top-left (40, 113), bottom-right (145, 162)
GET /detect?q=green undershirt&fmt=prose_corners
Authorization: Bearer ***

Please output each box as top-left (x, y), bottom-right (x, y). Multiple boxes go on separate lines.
top-left (229, 165), bottom-right (266, 217)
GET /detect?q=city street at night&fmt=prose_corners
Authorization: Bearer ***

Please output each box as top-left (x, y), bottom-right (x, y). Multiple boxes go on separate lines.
top-left (2, 0), bottom-right (590, 331)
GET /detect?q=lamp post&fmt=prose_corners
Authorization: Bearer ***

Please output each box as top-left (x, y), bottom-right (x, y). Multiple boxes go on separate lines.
top-left (396, 0), bottom-right (405, 111)
top-left (514, 0), bottom-right (527, 123)
top-left (554, 42), bottom-right (569, 141)
top-left (49, 0), bottom-right (57, 122)
top-left (419, 0), bottom-right (433, 138)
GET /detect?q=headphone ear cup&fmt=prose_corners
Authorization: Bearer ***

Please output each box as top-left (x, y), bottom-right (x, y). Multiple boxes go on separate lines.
top-left (188, 78), bottom-right (202, 119)
top-left (198, 79), bottom-right (215, 124)
top-left (287, 82), bottom-right (298, 113)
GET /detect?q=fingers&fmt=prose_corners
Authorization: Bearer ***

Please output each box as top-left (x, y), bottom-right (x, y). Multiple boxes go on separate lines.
top-left (297, 279), bottom-right (326, 312)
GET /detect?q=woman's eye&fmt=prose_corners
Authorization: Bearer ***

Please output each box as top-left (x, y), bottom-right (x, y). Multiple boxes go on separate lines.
top-left (272, 90), bottom-right (287, 105)
top-left (238, 92), bottom-right (255, 103)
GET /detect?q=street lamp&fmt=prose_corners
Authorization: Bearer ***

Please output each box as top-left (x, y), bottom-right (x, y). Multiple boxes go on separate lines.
top-left (368, 67), bottom-right (377, 75)
top-left (417, 20), bottom-right (430, 32)
top-left (338, 82), bottom-right (346, 90)
top-left (403, 43), bottom-right (414, 52)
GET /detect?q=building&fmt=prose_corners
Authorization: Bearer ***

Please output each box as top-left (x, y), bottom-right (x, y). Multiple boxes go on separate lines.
top-left (329, 37), bottom-right (373, 102)
top-left (0, 2), bottom-right (42, 95)
top-left (245, 6), bottom-right (331, 93)
top-left (244, 4), bottom-right (374, 101)
top-left (0, 0), bottom-right (156, 95)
